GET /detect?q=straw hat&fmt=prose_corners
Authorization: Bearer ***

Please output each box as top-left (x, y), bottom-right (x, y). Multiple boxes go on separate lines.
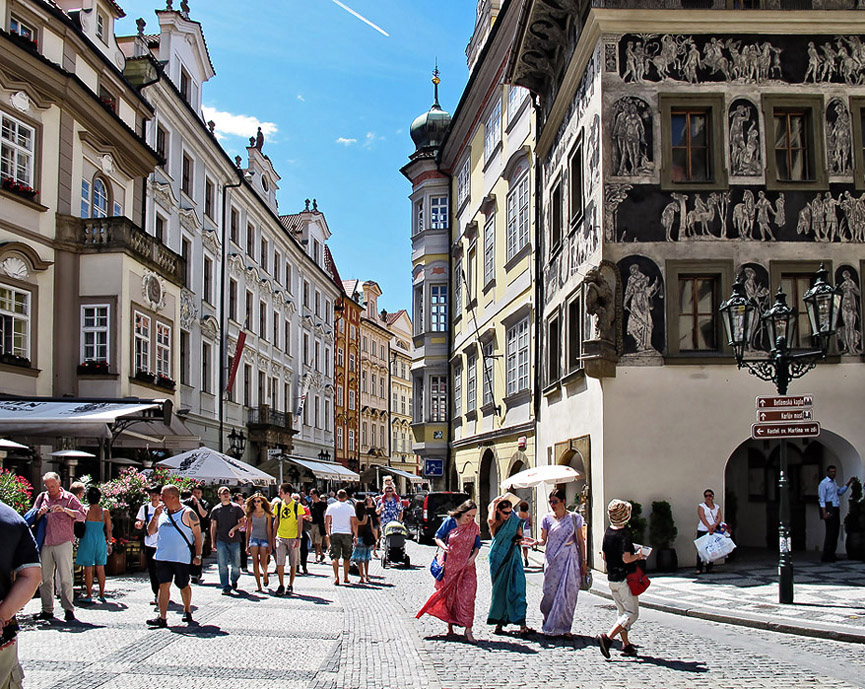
top-left (607, 499), bottom-right (632, 527)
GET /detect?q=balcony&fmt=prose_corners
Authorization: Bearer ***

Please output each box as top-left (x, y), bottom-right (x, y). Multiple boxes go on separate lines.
top-left (246, 404), bottom-right (296, 449)
top-left (247, 405), bottom-right (292, 429)
top-left (56, 214), bottom-right (185, 285)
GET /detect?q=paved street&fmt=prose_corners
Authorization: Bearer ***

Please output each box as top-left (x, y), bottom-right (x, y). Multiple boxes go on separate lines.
top-left (17, 540), bottom-right (865, 689)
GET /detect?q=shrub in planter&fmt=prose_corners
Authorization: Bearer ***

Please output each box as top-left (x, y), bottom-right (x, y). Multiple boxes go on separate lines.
top-left (0, 352), bottom-right (31, 368)
top-left (0, 469), bottom-right (33, 514)
top-left (78, 360), bottom-right (110, 375)
top-left (650, 500), bottom-right (679, 572)
top-left (844, 477), bottom-right (865, 561)
top-left (155, 374), bottom-right (176, 390)
top-left (134, 370), bottom-right (156, 384)
top-left (625, 500), bottom-right (647, 544)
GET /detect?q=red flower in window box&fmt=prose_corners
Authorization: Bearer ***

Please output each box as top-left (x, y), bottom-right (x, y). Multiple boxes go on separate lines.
top-left (78, 360), bottom-right (110, 375)
top-left (1, 177), bottom-right (37, 200)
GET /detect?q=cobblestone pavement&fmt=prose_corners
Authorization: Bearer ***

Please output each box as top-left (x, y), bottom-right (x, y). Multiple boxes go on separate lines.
top-left (17, 540), bottom-right (865, 689)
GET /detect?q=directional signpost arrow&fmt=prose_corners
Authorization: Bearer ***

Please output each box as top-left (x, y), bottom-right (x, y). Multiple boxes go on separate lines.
top-left (751, 421), bottom-right (821, 440)
top-left (756, 409), bottom-right (813, 423)
top-left (755, 394), bottom-right (813, 409)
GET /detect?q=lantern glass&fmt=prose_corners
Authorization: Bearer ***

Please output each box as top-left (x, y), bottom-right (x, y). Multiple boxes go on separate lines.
top-left (719, 281), bottom-right (754, 360)
top-left (763, 289), bottom-right (796, 350)
top-left (802, 265), bottom-right (841, 340)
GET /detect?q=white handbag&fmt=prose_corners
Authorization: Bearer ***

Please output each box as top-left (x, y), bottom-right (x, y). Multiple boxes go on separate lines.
top-left (694, 532), bottom-right (736, 563)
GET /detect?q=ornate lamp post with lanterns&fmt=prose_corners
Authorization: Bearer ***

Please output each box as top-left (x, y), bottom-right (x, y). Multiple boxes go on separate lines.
top-left (719, 264), bottom-right (841, 603)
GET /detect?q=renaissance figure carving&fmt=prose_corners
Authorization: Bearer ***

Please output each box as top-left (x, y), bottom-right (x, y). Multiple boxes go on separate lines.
top-left (623, 265), bottom-right (660, 353)
top-left (838, 270), bottom-right (862, 354)
top-left (605, 184), bottom-right (632, 241)
top-left (584, 267), bottom-right (616, 343)
top-left (611, 98), bottom-right (652, 176)
top-left (742, 266), bottom-right (770, 352)
top-left (729, 102), bottom-right (761, 176)
top-left (827, 99), bottom-right (852, 175)
top-left (799, 191), bottom-right (865, 242)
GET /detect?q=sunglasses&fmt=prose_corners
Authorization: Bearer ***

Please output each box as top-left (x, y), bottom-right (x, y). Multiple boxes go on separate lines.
top-left (549, 498), bottom-right (560, 505)
top-left (704, 494), bottom-right (714, 498)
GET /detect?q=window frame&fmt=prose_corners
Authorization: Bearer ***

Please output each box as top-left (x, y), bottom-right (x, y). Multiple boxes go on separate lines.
top-left (569, 136), bottom-right (584, 229)
top-left (505, 316), bottom-right (530, 396)
top-left (430, 195), bottom-right (448, 230)
top-left (452, 361), bottom-right (462, 417)
top-left (566, 290), bottom-right (582, 375)
top-left (483, 212), bottom-right (495, 288)
top-left (430, 284), bottom-right (448, 332)
top-left (850, 97), bottom-right (865, 190)
top-left (181, 152), bottom-right (193, 198)
top-left (1, 111), bottom-right (36, 191)
top-left (155, 322), bottom-right (171, 378)
top-left (466, 351), bottom-right (477, 413)
top-left (484, 96), bottom-right (503, 163)
top-left (665, 260), bottom-right (735, 358)
top-left (0, 283), bottom-right (32, 362)
top-left (659, 93), bottom-right (728, 191)
top-left (133, 310), bottom-right (151, 375)
top-left (761, 93), bottom-right (826, 191)
top-left (456, 155), bottom-right (471, 210)
top-left (506, 171), bottom-right (530, 263)
top-left (81, 303), bottom-right (111, 364)
top-left (545, 309), bottom-right (562, 388)
top-left (549, 178), bottom-right (563, 255)
top-left (769, 259), bottom-right (829, 350)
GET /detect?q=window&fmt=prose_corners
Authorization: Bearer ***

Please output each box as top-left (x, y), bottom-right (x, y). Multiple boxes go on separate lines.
top-left (258, 371), bottom-right (266, 406)
top-left (773, 110), bottom-right (810, 182)
top-left (482, 341), bottom-right (494, 406)
top-left (154, 215), bottom-right (165, 243)
top-left (414, 378), bottom-right (424, 423)
top-left (180, 331), bottom-right (189, 385)
top-left (348, 428), bottom-right (356, 451)
top-left (566, 294), bottom-right (581, 373)
top-left (550, 181), bottom-right (563, 252)
top-left (457, 156), bottom-right (471, 208)
top-left (337, 426), bottom-right (344, 450)
top-left (453, 364), bottom-right (462, 416)
top-left (133, 311), bottom-right (151, 374)
top-left (286, 263), bottom-right (292, 292)
top-left (260, 238), bottom-right (268, 271)
top-left (338, 347), bottom-right (344, 366)
top-left (362, 336), bottom-right (368, 353)
top-left (506, 318), bottom-right (529, 395)
top-left (273, 312), bottom-right (280, 348)
top-left (181, 238), bottom-right (191, 288)
top-left (453, 256), bottom-right (463, 316)
top-left (506, 172), bottom-right (530, 261)
top-left (96, 11), bottom-right (106, 41)
top-left (112, 200), bottom-right (121, 218)
top-left (325, 299), bottom-right (332, 325)
top-left (81, 305), bottom-right (110, 363)
top-left (569, 141), bottom-right (584, 225)
top-left (179, 68), bottom-right (191, 104)
top-left (466, 352), bottom-right (477, 411)
top-left (414, 199), bottom-right (424, 235)
top-left (259, 302), bottom-right (267, 340)
top-left (324, 399), bottom-right (331, 431)
top-left (181, 153), bottom-right (192, 196)
top-left (10, 16), bottom-right (36, 43)
top-left (284, 320), bottom-right (290, 354)
top-left (203, 256), bottom-right (213, 304)
top-left (229, 279), bottom-right (238, 321)
top-left (349, 389), bottom-right (356, 411)
top-left (274, 252), bottom-right (281, 284)
top-left (314, 396), bottom-right (320, 428)
top-left (413, 286), bottom-right (424, 335)
top-left (80, 180), bottom-right (90, 218)
top-left (314, 291), bottom-right (321, 317)
top-left (93, 178), bottom-right (109, 218)
top-left (379, 377), bottom-right (384, 398)
top-left (430, 285), bottom-right (447, 332)
top-left (483, 214), bottom-right (495, 286)
top-left (156, 125), bottom-right (167, 160)
top-left (349, 353), bottom-right (356, 372)
top-left (205, 178), bottom-right (214, 219)
top-left (430, 196), bottom-right (448, 229)
top-left (466, 246), bottom-right (476, 303)
top-left (337, 385), bottom-right (344, 407)
top-left (0, 285), bottom-right (29, 361)
top-left (246, 223), bottom-right (255, 255)
top-left (677, 276), bottom-right (718, 352)
top-left (243, 364), bottom-right (252, 406)
top-left (245, 291), bottom-right (253, 329)
top-left (546, 312), bottom-right (561, 385)
top-left (313, 239), bottom-right (322, 266)
top-left (781, 273), bottom-right (816, 349)
top-left (303, 280), bottom-right (310, 309)
top-left (660, 94), bottom-right (726, 189)
top-left (362, 422), bottom-right (368, 446)
top-left (303, 333), bottom-right (309, 365)
top-left (484, 97), bottom-right (502, 161)
top-left (1, 114), bottom-right (34, 189)
top-left (156, 323), bottom-right (171, 377)
top-left (325, 347), bottom-right (331, 376)
top-left (508, 85), bottom-right (529, 123)
top-left (314, 341), bottom-right (320, 371)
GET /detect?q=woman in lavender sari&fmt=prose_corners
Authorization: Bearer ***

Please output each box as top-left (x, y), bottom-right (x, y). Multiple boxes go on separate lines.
top-left (537, 488), bottom-right (587, 638)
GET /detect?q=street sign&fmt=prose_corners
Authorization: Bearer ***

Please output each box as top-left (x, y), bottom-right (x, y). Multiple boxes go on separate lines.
top-left (424, 459), bottom-right (444, 477)
top-left (267, 448), bottom-right (282, 458)
top-left (751, 422), bottom-right (821, 439)
top-left (755, 394), bottom-right (813, 409)
top-left (755, 409), bottom-right (813, 423)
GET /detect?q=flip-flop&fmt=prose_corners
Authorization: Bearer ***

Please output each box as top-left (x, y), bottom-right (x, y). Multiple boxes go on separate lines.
top-left (518, 628), bottom-right (537, 637)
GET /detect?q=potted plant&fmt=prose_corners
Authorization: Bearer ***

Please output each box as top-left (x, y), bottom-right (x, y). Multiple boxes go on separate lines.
top-left (0, 352), bottom-right (31, 368)
top-left (134, 369), bottom-right (156, 384)
top-left (625, 500), bottom-right (647, 545)
top-left (155, 374), bottom-right (176, 390)
top-left (1, 177), bottom-right (38, 200)
top-left (105, 537), bottom-right (128, 575)
top-left (77, 360), bottom-right (110, 375)
top-left (0, 469), bottom-right (33, 514)
top-left (844, 477), bottom-right (865, 561)
top-left (650, 500), bottom-right (679, 572)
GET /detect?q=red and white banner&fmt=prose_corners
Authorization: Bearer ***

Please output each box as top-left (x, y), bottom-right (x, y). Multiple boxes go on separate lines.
top-left (225, 331), bottom-right (246, 394)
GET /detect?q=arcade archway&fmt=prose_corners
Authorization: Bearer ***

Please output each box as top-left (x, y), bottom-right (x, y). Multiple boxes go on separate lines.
top-left (479, 448), bottom-right (498, 538)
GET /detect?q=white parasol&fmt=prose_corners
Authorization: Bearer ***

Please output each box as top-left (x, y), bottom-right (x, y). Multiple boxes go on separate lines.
top-left (501, 464), bottom-right (581, 490)
top-left (158, 447), bottom-right (276, 486)
top-left (0, 438), bottom-right (28, 450)
top-left (50, 449), bottom-right (96, 459)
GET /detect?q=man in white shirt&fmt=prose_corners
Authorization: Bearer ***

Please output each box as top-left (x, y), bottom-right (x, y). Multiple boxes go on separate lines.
top-left (325, 490), bottom-right (355, 585)
top-left (818, 465), bottom-right (856, 562)
top-left (134, 485), bottom-right (163, 605)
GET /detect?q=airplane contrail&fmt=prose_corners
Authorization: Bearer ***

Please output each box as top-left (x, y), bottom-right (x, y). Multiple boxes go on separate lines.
top-left (328, 0), bottom-right (389, 37)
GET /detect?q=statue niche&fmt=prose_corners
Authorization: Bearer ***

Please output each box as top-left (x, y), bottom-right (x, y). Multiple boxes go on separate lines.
top-left (610, 96), bottom-right (653, 177)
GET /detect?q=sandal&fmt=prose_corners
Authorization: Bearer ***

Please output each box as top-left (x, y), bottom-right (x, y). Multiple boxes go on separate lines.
top-left (518, 627), bottom-right (536, 637)
top-left (465, 632), bottom-right (478, 644)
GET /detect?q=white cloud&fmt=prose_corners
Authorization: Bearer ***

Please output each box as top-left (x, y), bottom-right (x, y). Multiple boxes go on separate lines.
top-left (297, 94), bottom-right (305, 102)
top-left (336, 137), bottom-right (357, 146)
top-left (202, 106), bottom-right (277, 142)
top-left (362, 131), bottom-right (383, 149)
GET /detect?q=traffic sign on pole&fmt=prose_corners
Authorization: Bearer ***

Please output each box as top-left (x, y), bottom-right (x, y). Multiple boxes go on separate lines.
top-left (751, 422), bottom-right (821, 439)
top-left (424, 459), bottom-right (444, 477)
top-left (755, 394), bottom-right (813, 409)
top-left (755, 409), bottom-right (813, 423)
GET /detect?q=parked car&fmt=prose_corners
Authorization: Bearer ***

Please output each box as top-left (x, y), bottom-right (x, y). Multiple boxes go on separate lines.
top-left (409, 491), bottom-right (470, 544)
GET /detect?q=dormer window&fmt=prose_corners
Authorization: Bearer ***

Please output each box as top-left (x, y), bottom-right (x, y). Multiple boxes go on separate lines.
top-left (96, 12), bottom-right (107, 42)
top-left (10, 16), bottom-right (37, 50)
top-left (179, 68), bottom-right (191, 104)
top-left (262, 176), bottom-right (269, 192)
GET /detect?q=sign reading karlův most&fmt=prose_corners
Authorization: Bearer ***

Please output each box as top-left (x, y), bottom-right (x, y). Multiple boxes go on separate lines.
top-left (752, 394), bottom-right (820, 439)
top-left (756, 409), bottom-right (813, 423)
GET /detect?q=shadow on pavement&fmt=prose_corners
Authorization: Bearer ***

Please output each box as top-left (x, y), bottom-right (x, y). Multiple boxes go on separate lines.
top-left (288, 592), bottom-right (333, 605)
top-left (77, 601), bottom-right (129, 612)
top-left (535, 633), bottom-right (596, 650)
top-left (630, 655), bottom-right (708, 673)
top-left (170, 623), bottom-right (228, 637)
top-left (793, 602), bottom-right (865, 612)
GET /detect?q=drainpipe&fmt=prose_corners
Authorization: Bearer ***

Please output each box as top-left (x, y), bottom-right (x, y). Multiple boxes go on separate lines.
top-left (532, 97), bottom-right (544, 427)
top-left (219, 173), bottom-right (244, 453)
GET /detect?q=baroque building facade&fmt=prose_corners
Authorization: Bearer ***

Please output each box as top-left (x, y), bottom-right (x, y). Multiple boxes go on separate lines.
top-left (510, 0), bottom-right (865, 563)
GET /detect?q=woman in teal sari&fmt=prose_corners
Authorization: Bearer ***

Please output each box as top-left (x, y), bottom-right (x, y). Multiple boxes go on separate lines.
top-left (487, 496), bottom-right (535, 636)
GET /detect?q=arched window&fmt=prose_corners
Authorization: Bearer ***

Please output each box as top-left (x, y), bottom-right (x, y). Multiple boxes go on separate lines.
top-left (92, 178), bottom-right (108, 218)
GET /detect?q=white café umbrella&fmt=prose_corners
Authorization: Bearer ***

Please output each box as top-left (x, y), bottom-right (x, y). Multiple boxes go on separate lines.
top-left (501, 464), bottom-right (581, 490)
top-left (50, 449), bottom-right (96, 459)
top-left (158, 447), bottom-right (276, 486)
top-left (0, 438), bottom-right (28, 450)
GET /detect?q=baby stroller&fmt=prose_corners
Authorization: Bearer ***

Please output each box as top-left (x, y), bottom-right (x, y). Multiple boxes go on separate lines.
top-left (381, 521), bottom-right (411, 568)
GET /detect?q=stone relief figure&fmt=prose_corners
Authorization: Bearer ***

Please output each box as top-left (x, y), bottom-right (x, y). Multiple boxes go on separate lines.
top-left (605, 184), bottom-right (632, 241)
top-left (799, 191), bottom-right (865, 242)
top-left (733, 191), bottom-right (756, 239)
top-left (837, 269), bottom-right (862, 354)
top-left (623, 265), bottom-right (661, 353)
top-left (754, 191), bottom-right (775, 241)
top-left (729, 102), bottom-right (761, 176)
top-left (611, 97), bottom-right (653, 176)
top-left (685, 194), bottom-right (717, 237)
top-left (805, 42), bottom-right (821, 82)
top-left (682, 40), bottom-right (701, 83)
top-left (742, 266), bottom-right (770, 352)
top-left (827, 99), bottom-right (852, 175)
top-left (584, 267), bottom-right (616, 343)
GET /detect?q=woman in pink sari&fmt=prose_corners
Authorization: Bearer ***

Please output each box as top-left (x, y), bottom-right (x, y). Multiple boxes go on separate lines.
top-left (417, 500), bottom-right (481, 643)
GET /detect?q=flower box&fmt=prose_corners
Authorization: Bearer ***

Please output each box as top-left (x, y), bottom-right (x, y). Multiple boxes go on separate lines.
top-left (155, 374), bottom-right (176, 391)
top-left (105, 550), bottom-right (126, 576)
top-left (8, 32), bottom-right (38, 53)
top-left (134, 370), bottom-right (156, 385)
top-left (0, 352), bottom-right (31, 368)
top-left (1, 178), bottom-right (37, 201)
top-left (78, 360), bottom-right (110, 375)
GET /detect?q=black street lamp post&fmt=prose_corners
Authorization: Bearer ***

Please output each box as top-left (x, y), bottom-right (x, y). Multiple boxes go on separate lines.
top-left (227, 429), bottom-right (246, 460)
top-left (720, 264), bottom-right (841, 604)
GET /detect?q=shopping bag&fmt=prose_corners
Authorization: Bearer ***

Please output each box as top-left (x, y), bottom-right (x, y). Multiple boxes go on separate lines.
top-left (429, 549), bottom-right (445, 581)
top-left (694, 532), bottom-right (736, 563)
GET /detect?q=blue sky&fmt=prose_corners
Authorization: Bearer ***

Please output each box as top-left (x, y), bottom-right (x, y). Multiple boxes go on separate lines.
top-left (116, 1), bottom-right (476, 313)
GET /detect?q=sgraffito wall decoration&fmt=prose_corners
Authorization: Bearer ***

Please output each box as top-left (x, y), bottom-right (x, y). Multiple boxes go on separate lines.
top-left (617, 255), bottom-right (665, 356)
top-left (834, 264), bottom-right (862, 355)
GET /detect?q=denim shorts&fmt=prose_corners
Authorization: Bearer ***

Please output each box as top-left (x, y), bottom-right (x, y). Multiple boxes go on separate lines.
top-left (248, 537), bottom-right (270, 549)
